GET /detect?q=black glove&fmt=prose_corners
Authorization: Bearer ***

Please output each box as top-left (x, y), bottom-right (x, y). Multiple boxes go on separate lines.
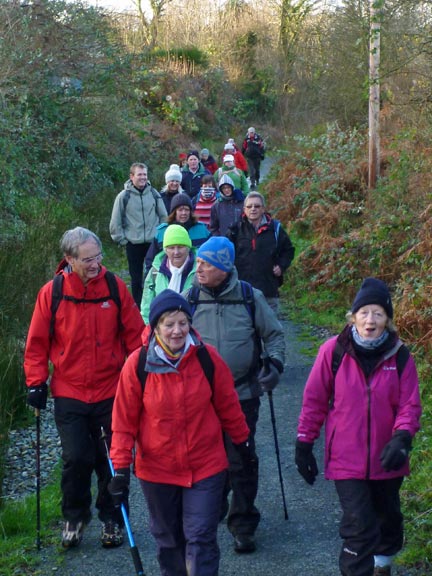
top-left (380, 430), bottom-right (412, 471)
top-left (108, 468), bottom-right (130, 509)
top-left (295, 440), bottom-right (318, 485)
top-left (257, 363), bottom-right (280, 392)
top-left (27, 383), bottom-right (48, 410)
top-left (234, 440), bottom-right (258, 476)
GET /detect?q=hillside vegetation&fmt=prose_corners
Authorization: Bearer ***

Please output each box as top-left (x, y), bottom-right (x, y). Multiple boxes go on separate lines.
top-left (0, 0), bottom-right (431, 571)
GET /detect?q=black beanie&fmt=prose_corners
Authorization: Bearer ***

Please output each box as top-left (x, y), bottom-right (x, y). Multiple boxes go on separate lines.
top-left (351, 277), bottom-right (393, 318)
top-left (149, 289), bottom-right (192, 329)
top-left (169, 193), bottom-right (193, 213)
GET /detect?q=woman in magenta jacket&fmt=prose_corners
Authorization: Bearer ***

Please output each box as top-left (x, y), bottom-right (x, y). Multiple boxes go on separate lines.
top-left (109, 290), bottom-right (252, 576)
top-left (296, 278), bottom-right (421, 576)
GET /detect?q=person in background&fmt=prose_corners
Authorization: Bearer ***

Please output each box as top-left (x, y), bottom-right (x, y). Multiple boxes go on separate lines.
top-left (109, 162), bottom-right (167, 307)
top-left (200, 148), bottom-right (218, 174)
top-left (108, 290), bottom-right (253, 576)
top-left (145, 193), bottom-right (210, 274)
top-left (221, 142), bottom-right (248, 175)
top-left (192, 174), bottom-right (218, 229)
top-left (141, 225), bottom-right (196, 323)
top-left (209, 175), bottom-right (245, 237)
top-left (183, 237), bottom-right (285, 555)
top-left (181, 150), bottom-right (210, 199)
top-left (295, 277), bottom-right (421, 576)
top-left (241, 127), bottom-right (265, 190)
top-left (214, 154), bottom-right (249, 194)
top-left (160, 164), bottom-right (183, 213)
top-left (25, 227), bottom-right (144, 549)
top-left (228, 191), bottom-right (294, 314)
top-left (227, 137), bottom-right (239, 151)
top-left (178, 152), bottom-right (188, 169)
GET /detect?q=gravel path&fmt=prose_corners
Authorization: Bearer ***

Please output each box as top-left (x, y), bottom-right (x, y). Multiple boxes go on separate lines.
top-left (33, 318), bottom-right (345, 576)
top-left (5, 321), bottom-right (424, 576)
top-left (5, 157), bottom-right (425, 575)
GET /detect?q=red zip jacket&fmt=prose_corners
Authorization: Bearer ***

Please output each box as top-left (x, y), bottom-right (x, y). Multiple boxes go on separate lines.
top-left (24, 266), bottom-right (144, 402)
top-left (110, 330), bottom-right (249, 487)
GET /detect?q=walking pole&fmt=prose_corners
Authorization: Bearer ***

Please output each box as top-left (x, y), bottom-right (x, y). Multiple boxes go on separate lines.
top-left (35, 408), bottom-right (41, 550)
top-left (267, 389), bottom-right (289, 520)
top-left (100, 427), bottom-right (145, 576)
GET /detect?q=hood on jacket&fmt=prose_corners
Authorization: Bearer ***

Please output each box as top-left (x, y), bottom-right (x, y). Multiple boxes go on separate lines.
top-left (218, 175), bottom-right (245, 202)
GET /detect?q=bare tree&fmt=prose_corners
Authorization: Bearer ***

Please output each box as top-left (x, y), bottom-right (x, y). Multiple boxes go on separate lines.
top-left (369, 0), bottom-right (383, 189)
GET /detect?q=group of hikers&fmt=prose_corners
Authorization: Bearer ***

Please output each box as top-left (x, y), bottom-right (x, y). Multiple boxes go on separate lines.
top-left (23, 129), bottom-right (421, 576)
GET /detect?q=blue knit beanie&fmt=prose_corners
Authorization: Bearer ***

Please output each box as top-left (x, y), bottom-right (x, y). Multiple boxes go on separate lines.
top-left (149, 289), bottom-right (192, 329)
top-left (197, 237), bottom-right (235, 273)
top-left (351, 277), bottom-right (393, 318)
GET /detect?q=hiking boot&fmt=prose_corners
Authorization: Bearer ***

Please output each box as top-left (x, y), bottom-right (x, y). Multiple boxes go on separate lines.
top-left (234, 534), bottom-right (256, 553)
top-left (374, 567), bottom-right (391, 576)
top-left (61, 521), bottom-right (84, 548)
top-left (101, 520), bottom-right (123, 548)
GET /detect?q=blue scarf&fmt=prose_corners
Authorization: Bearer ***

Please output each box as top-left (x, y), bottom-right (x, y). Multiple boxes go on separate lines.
top-left (351, 325), bottom-right (389, 350)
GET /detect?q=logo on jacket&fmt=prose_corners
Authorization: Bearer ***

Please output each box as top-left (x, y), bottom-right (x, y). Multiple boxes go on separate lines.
top-left (101, 301), bottom-right (111, 309)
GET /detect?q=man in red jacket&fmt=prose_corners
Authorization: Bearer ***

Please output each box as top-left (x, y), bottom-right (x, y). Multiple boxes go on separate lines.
top-left (24, 226), bottom-right (144, 550)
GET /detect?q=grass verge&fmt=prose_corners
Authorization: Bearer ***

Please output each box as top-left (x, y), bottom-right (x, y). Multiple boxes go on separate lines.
top-left (0, 466), bottom-right (62, 575)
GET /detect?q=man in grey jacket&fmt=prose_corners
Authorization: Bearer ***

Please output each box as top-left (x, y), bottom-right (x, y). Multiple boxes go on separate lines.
top-left (183, 236), bottom-right (285, 554)
top-left (110, 162), bottom-right (167, 307)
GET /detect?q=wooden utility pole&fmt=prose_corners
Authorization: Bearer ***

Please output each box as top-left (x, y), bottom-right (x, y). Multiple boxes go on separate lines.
top-left (368, 0), bottom-right (383, 190)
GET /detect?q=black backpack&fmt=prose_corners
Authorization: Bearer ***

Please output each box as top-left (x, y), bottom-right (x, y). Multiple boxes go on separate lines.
top-left (136, 343), bottom-right (214, 393)
top-left (329, 340), bottom-right (410, 408)
top-left (331, 340), bottom-right (410, 379)
top-left (49, 270), bottom-right (121, 339)
top-left (121, 187), bottom-right (162, 230)
top-left (187, 280), bottom-right (256, 328)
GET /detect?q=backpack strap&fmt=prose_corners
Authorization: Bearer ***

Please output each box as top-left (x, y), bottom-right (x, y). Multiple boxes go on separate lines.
top-left (49, 274), bottom-right (64, 340)
top-left (239, 280), bottom-right (255, 328)
top-left (121, 189), bottom-right (130, 230)
top-left (121, 187), bottom-right (162, 227)
top-left (50, 271), bottom-right (122, 339)
top-left (273, 219), bottom-right (281, 245)
top-left (188, 282), bottom-right (255, 327)
top-left (137, 343), bottom-right (214, 393)
top-left (395, 344), bottom-right (410, 377)
top-left (196, 344), bottom-right (215, 392)
top-left (331, 340), bottom-right (345, 378)
top-left (329, 340), bottom-right (411, 407)
top-left (137, 346), bottom-right (149, 390)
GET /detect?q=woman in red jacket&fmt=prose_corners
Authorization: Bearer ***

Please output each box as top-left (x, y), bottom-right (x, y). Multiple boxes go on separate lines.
top-left (109, 290), bottom-right (252, 576)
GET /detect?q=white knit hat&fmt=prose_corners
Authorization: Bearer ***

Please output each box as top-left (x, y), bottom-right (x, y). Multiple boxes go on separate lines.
top-left (224, 143), bottom-right (235, 150)
top-left (165, 164), bottom-right (182, 184)
top-left (223, 154), bottom-right (235, 163)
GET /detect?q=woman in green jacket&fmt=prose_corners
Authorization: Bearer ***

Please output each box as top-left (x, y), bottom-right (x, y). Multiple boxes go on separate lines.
top-left (141, 225), bottom-right (197, 323)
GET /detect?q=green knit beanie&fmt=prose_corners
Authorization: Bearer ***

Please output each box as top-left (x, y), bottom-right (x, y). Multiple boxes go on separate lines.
top-left (163, 224), bottom-right (192, 249)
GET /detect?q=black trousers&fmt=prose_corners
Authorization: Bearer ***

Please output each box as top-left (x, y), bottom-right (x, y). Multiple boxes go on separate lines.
top-left (223, 397), bottom-right (261, 537)
top-left (54, 397), bottom-right (123, 525)
top-left (246, 157), bottom-right (262, 186)
top-left (126, 241), bottom-right (151, 307)
top-left (335, 477), bottom-right (404, 576)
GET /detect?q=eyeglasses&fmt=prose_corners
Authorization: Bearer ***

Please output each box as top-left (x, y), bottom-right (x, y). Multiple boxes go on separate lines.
top-left (77, 252), bottom-right (103, 265)
top-left (245, 204), bottom-right (263, 209)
